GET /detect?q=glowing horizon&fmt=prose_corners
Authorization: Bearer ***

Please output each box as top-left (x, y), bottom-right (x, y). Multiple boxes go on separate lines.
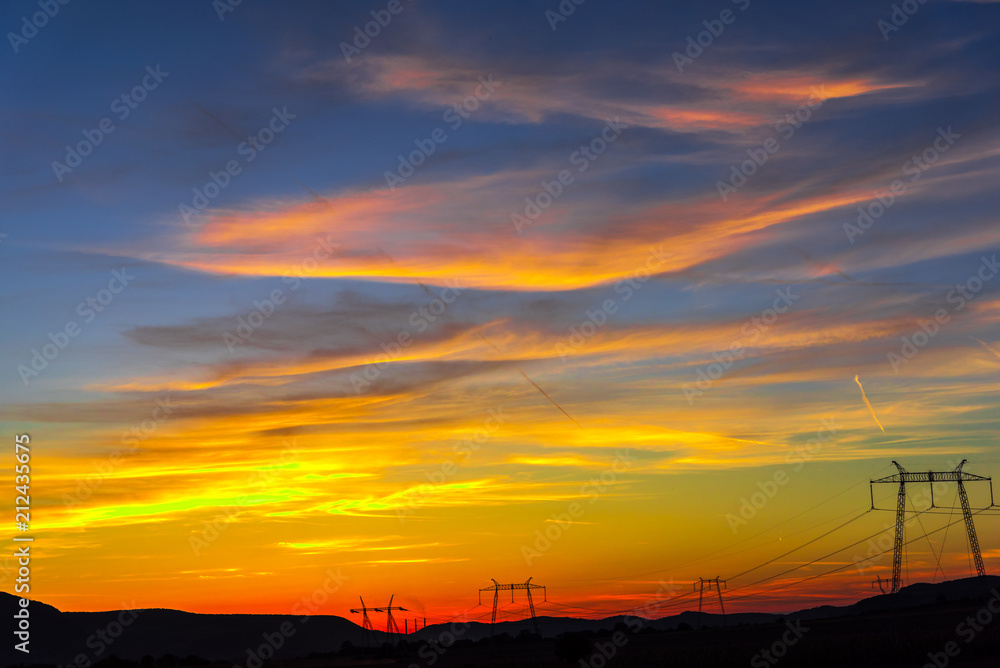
top-left (3, 0), bottom-right (1000, 627)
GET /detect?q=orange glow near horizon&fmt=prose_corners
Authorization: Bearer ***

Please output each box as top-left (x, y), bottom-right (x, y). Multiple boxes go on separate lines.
top-left (8, 20), bottom-right (1000, 631)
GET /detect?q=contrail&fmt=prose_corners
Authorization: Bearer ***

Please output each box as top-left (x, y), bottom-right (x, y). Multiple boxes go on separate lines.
top-left (971, 337), bottom-right (1000, 361)
top-left (854, 375), bottom-right (885, 433)
top-left (477, 331), bottom-right (505, 356)
top-left (517, 369), bottom-right (583, 429)
top-left (792, 247), bottom-right (858, 284)
top-left (190, 100), bottom-right (256, 147)
top-left (477, 332), bottom-right (582, 428)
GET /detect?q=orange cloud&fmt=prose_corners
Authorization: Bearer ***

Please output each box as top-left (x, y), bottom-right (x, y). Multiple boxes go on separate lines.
top-left (299, 54), bottom-right (908, 132)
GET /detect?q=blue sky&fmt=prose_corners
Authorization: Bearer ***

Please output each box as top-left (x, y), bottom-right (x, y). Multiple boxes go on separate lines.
top-left (2, 0), bottom-right (1000, 616)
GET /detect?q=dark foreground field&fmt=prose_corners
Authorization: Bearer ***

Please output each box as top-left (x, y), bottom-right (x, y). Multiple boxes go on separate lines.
top-left (5, 577), bottom-right (1000, 667)
top-left (238, 599), bottom-right (1000, 667)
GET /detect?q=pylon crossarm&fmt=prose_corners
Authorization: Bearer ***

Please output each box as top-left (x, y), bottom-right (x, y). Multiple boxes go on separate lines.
top-left (480, 582), bottom-right (547, 592)
top-left (872, 471), bottom-right (992, 484)
top-left (870, 460), bottom-right (991, 594)
top-left (479, 578), bottom-right (547, 636)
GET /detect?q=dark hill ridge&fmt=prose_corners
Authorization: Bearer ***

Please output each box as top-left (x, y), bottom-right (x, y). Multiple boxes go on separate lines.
top-left (411, 575), bottom-right (1000, 643)
top-left (4, 576), bottom-right (999, 666)
top-left (1, 596), bottom-right (385, 667)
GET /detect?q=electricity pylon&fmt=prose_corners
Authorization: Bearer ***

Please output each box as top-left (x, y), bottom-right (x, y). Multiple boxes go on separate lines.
top-left (694, 577), bottom-right (726, 629)
top-left (374, 595), bottom-right (408, 641)
top-left (870, 460), bottom-right (994, 594)
top-left (349, 596), bottom-right (375, 648)
top-left (478, 577), bottom-right (547, 635)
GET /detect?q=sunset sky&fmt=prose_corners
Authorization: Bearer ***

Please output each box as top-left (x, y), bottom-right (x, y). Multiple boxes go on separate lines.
top-left (2, 0), bottom-right (1000, 624)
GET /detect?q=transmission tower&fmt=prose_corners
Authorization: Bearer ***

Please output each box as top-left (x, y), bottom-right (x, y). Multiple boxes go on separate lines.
top-left (870, 460), bottom-right (994, 594)
top-left (349, 596), bottom-right (375, 648)
top-left (478, 577), bottom-right (546, 635)
top-left (374, 595), bottom-right (408, 642)
top-left (694, 577), bottom-right (727, 629)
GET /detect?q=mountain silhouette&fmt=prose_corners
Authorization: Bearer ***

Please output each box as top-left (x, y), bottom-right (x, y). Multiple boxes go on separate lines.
top-left (4, 576), bottom-right (999, 667)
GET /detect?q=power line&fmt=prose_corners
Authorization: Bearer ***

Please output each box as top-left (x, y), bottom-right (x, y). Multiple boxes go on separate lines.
top-left (478, 578), bottom-right (546, 635)
top-left (548, 470), bottom-right (888, 586)
top-left (729, 513), bottom-right (924, 593)
top-left (725, 507), bottom-right (994, 605)
top-left (476, 503), bottom-right (992, 622)
top-left (727, 510), bottom-right (870, 581)
top-left (872, 508), bottom-right (1000, 515)
top-left (907, 493), bottom-right (944, 582)
top-left (538, 589), bottom-right (701, 618)
top-left (870, 460), bottom-right (992, 592)
top-left (381, 464), bottom-right (995, 626)
top-left (936, 487), bottom-right (960, 583)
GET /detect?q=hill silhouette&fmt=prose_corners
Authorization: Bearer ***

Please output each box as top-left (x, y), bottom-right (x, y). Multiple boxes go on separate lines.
top-left (4, 576), bottom-right (999, 667)
top-left (0, 594), bottom-right (382, 667)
